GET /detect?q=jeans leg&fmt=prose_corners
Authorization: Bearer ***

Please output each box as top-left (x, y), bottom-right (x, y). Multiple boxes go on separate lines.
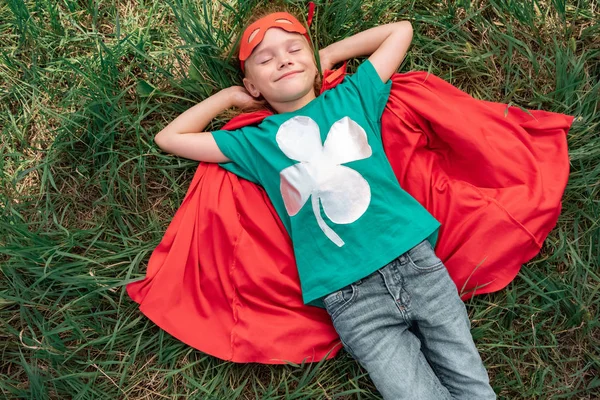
top-left (403, 241), bottom-right (496, 399)
top-left (323, 263), bottom-right (452, 400)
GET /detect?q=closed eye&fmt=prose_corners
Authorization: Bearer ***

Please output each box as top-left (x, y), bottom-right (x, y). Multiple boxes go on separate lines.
top-left (259, 58), bottom-right (272, 64)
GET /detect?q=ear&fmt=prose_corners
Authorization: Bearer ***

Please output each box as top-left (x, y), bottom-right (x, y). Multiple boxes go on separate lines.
top-left (242, 76), bottom-right (261, 98)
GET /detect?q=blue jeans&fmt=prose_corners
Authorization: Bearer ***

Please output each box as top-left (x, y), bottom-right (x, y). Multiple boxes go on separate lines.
top-left (323, 239), bottom-right (496, 400)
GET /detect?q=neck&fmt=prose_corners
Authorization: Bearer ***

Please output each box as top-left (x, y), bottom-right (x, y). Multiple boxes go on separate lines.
top-left (271, 90), bottom-right (317, 114)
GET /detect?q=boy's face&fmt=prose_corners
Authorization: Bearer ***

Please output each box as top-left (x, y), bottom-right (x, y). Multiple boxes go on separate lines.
top-left (243, 27), bottom-right (318, 104)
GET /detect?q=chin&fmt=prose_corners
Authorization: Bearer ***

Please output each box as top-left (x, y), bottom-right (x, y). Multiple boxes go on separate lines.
top-left (279, 94), bottom-right (309, 104)
top-left (277, 86), bottom-right (313, 100)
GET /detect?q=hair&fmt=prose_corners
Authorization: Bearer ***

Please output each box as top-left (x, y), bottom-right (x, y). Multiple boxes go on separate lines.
top-left (229, 2), bottom-right (322, 114)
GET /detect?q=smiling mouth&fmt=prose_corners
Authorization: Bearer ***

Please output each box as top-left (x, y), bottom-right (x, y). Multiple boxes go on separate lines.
top-left (277, 71), bottom-right (302, 81)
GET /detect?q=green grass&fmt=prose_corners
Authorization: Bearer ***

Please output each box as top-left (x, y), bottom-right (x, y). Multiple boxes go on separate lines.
top-left (1, 0), bottom-right (599, 398)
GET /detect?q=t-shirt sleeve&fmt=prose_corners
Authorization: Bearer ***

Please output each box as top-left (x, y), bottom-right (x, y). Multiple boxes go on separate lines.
top-left (211, 127), bottom-right (259, 184)
top-left (342, 59), bottom-right (392, 123)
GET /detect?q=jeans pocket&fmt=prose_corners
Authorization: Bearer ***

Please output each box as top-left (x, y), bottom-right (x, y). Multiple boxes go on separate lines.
top-left (323, 284), bottom-right (357, 321)
top-left (407, 240), bottom-right (444, 272)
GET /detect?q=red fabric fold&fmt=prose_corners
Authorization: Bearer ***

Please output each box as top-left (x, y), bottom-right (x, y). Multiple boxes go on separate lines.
top-left (127, 66), bottom-right (573, 364)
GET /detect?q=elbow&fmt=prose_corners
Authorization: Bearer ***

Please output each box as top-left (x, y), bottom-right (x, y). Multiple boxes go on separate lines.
top-left (392, 21), bottom-right (412, 37)
top-left (399, 20), bottom-right (413, 36)
top-left (393, 21), bottom-right (413, 46)
top-left (154, 130), bottom-right (168, 150)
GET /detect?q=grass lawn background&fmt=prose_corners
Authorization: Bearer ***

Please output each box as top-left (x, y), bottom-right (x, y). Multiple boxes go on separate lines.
top-left (1, 0), bottom-right (598, 398)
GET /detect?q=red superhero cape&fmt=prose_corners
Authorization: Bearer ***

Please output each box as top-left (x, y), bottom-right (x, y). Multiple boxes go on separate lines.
top-left (127, 64), bottom-right (574, 364)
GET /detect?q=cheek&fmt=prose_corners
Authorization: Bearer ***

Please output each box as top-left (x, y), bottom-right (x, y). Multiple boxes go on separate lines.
top-left (249, 69), bottom-right (269, 86)
top-left (305, 59), bottom-right (318, 76)
top-left (306, 56), bottom-right (318, 73)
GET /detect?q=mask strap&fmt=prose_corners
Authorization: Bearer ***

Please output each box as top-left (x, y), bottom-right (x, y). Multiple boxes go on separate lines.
top-left (307, 2), bottom-right (315, 28)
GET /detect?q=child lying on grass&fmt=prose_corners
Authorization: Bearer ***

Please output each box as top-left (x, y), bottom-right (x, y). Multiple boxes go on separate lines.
top-left (151, 6), bottom-right (496, 399)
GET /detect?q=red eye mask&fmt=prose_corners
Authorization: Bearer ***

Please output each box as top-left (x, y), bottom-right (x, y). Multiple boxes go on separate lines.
top-left (239, 11), bottom-right (312, 72)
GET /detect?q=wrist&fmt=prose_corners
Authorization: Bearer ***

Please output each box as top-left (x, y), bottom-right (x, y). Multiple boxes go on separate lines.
top-left (321, 45), bottom-right (338, 66)
top-left (219, 87), bottom-right (236, 109)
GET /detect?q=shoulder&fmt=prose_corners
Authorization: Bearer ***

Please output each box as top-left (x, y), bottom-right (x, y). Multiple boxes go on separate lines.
top-left (346, 59), bottom-right (390, 87)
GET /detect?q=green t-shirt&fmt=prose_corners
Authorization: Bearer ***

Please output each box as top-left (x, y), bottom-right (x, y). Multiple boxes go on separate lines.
top-left (212, 60), bottom-right (440, 308)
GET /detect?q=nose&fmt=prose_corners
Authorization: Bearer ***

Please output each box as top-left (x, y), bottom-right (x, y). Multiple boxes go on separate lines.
top-left (277, 54), bottom-right (293, 69)
top-left (278, 59), bottom-right (292, 69)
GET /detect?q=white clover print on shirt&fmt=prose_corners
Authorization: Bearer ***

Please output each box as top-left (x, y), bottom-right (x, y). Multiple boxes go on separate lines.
top-left (276, 116), bottom-right (373, 247)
